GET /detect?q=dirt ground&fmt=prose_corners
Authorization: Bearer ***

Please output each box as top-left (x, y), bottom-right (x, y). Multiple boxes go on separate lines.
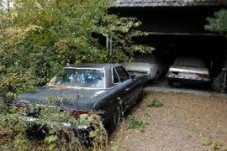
top-left (109, 91), bottom-right (227, 151)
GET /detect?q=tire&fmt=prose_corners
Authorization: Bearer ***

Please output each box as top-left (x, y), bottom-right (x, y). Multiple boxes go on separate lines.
top-left (112, 106), bottom-right (123, 128)
top-left (107, 105), bottom-right (123, 133)
top-left (148, 71), bottom-right (159, 85)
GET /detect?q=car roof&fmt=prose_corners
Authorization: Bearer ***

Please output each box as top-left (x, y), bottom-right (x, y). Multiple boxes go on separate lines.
top-left (64, 63), bottom-right (123, 88)
top-left (65, 63), bottom-right (121, 69)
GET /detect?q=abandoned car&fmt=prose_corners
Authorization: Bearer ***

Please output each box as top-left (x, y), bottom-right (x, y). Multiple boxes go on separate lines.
top-left (166, 57), bottom-right (211, 87)
top-left (123, 55), bottom-right (166, 84)
top-left (13, 64), bottom-right (145, 136)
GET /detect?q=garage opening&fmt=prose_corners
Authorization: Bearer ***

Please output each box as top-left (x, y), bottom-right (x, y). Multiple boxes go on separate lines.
top-left (111, 5), bottom-right (227, 91)
top-left (136, 34), bottom-right (227, 77)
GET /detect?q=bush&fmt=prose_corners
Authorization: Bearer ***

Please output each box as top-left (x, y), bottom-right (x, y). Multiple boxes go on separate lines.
top-left (0, 104), bottom-right (107, 151)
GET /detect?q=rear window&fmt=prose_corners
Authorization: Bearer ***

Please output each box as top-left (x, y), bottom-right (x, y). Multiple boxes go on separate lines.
top-left (49, 68), bottom-right (105, 88)
top-left (174, 57), bottom-right (205, 68)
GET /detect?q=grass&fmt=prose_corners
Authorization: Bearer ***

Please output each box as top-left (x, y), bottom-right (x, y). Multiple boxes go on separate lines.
top-left (147, 98), bottom-right (163, 107)
top-left (127, 114), bottom-right (146, 132)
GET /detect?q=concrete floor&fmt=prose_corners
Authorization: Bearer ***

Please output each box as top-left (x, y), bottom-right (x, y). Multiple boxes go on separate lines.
top-left (144, 79), bottom-right (227, 97)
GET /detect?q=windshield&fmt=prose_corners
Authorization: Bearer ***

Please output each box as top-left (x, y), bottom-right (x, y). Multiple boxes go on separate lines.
top-left (49, 68), bottom-right (105, 88)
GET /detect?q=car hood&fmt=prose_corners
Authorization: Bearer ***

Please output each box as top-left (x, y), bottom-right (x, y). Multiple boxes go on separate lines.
top-left (14, 86), bottom-right (106, 111)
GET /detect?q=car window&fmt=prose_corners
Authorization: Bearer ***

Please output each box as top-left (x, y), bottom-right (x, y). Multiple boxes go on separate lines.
top-left (113, 69), bottom-right (120, 84)
top-left (49, 68), bottom-right (105, 88)
top-left (114, 66), bottom-right (129, 82)
top-left (174, 57), bottom-right (205, 68)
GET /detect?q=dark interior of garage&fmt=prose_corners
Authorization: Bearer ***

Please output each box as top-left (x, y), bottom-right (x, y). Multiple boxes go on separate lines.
top-left (137, 34), bottom-right (227, 77)
top-left (111, 6), bottom-right (227, 77)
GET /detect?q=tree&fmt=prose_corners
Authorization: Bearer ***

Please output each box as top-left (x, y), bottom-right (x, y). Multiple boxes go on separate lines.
top-left (0, 0), bottom-right (153, 98)
top-left (205, 9), bottom-right (227, 34)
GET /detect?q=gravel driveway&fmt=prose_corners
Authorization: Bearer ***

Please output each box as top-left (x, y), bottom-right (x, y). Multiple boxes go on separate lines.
top-left (109, 89), bottom-right (227, 151)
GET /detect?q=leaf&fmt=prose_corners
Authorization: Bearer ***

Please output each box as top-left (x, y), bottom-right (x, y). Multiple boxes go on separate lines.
top-left (205, 9), bottom-right (227, 33)
top-left (44, 135), bottom-right (57, 144)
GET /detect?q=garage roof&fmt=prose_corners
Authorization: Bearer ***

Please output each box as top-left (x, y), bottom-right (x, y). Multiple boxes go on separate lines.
top-left (115, 0), bottom-right (224, 7)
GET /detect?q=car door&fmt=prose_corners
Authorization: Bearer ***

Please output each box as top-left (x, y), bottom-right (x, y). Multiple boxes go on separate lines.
top-left (114, 66), bottom-right (140, 108)
top-left (97, 68), bottom-right (128, 123)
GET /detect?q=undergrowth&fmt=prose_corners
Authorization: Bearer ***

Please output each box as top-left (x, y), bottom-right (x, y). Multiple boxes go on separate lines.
top-left (148, 98), bottom-right (163, 107)
top-left (0, 103), bottom-right (107, 151)
top-left (202, 138), bottom-right (227, 151)
top-left (127, 114), bottom-right (146, 132)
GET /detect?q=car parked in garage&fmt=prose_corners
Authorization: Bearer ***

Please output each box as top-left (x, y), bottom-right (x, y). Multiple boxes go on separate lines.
top-left (123, 55), bottom-right (167, 84)
top-left (13, 63), bottom-right (145, 137)
top-left (166, 57), bottom-right (211, 87)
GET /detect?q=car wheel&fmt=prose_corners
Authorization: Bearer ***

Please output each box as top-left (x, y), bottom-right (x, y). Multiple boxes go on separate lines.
top-left (107, 105), bottom-right (123, 133)
top-left (113, 106), bottom-right (123, 128)
top-left (149, 71), bottom-right (159, 85)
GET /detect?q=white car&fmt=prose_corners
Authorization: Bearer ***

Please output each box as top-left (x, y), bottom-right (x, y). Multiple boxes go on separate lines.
top-left (166, 57), bottom-right (211, 87)
top-left (123, 55), bottom-right (165, 83)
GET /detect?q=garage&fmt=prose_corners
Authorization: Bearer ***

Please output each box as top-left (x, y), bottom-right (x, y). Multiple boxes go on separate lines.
top-left (140, 34), bottom-right (226, 76)
top-left (111, 0), bottom-right (227, 90)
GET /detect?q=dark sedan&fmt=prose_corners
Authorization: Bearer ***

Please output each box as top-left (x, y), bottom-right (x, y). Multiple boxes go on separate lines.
top-left (14, 63), bottom-right (145, 133)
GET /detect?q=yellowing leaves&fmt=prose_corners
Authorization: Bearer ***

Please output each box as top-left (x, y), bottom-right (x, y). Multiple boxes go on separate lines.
top-left (54, 38), bottom-right (70, 54)
top-left (2, 25), bottom-right (43, 47)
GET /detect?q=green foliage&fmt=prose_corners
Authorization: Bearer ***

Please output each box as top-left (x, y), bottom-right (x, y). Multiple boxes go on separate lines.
top-left (0, 0), bottom-right (153, 101)
top-left (44, 134), bottom-right (58, 151)
top-left (0, 1), bottom-right (153, 148)
top-left (205, 9), bottom-right (227, 33)
top-left (148, 98), bottom-right (163, 107)
top-left (213, 139), bottom-right (224, 150)
top-left (202, 138), bottom-right (212, 146)
top-left (0, 104), bottom-right (107, 151)
top-left (127, 114), bottom-right (146, 132)
top-left (77, 114), bottom-right (108, 149)
top-left (202, 138), bottom-right (227, 151)
top-left (0, 97), bottom-right (5, 113)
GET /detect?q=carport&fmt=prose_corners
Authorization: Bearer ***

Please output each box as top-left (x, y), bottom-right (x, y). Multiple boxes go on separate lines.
top-left (141, 33), bottom-right (226, 76)
top-left (111, 0), bottom-right (227, 88)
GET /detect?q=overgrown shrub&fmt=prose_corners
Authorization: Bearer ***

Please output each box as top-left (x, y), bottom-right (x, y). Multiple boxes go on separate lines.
top-left (0, 0), bottom-right (154, 104)
top-left (0, 0), bottom-right (154, 149)
top-left (0, 104), bottom-right (107, 151)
